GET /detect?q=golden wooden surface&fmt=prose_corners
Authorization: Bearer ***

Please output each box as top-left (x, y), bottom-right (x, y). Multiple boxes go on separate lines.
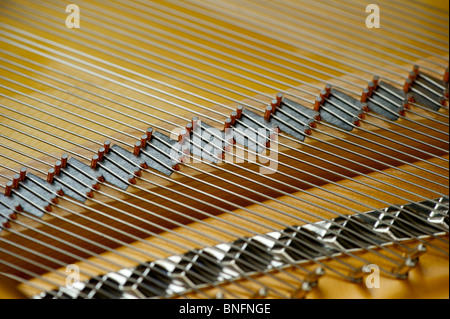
top-left (0, 0), bottom-right (448, 298)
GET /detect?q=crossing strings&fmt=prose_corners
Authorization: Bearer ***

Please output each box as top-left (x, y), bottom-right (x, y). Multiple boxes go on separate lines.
top-left (0, 0), bottom-right (448, 299)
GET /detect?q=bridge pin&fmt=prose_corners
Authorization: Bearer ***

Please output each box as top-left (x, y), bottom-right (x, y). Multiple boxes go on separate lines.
top-left (104, 140), bottom-right (111, 153)
top-left (97, 147), bottom-right (105, 161)
top-left (140, 134), bottom-right (147, 149)
top-left (85, 187), bottom-right (94, 199)
top-left (372, 76), bottom-right (380, 90)
top-left (291, 282), bottom-right (311, 299)
top-left (407, 243), bottom-right (427, 261)
top-left (236, 105), bottom-right (244, 119)
top-left (314, 96), bottom-right (322, 111)
top-left (19, 167), bottom-right (27, 181)
top-left (393, 257), bottom-right (416, 278)
top-left (403, 78), bottom-right (412, 93)
top-left (325, 84), bottom-right (332, 97)
top-left (191, 117), bottom-right (199, 130)
top-left (215, 292), bottom-right (224, 299)
top-left (306, 267), bottom-right (325, 287)
top-left (270, 99), bottom-right (277, 113)
top-left (252, 287), bottom-right (268, 299)
top-left (360, 88), bottom-right (370, 102)
top-left (224, 118), bottom-right (232, 130)
top-left (54, 160), bottom-right (62, 175)
top-left (368, 81), bottom-right (375, 96)
top-left (61, 154), bottom-right (69, 168)
top-left (320, 89), bottom-right (327, 100)
top-left (146, 127), bottom-right (154, 141)
top-left (276, 92), bottom-right (283, 106)
top-left (128, 174), bottom-right (137, 185)
top-left (185, 122), bottom-right (193, 135)
top-left (47, 168), bottom-right (55, 183)
top-left (90, 154), bottom-right (99, 169)
top-left (230, 111), bottom-right (237, 125)
top-left (12, 174), bottom-right (20, 189)
top-left (133, 141), bottom-right (141, 156)
top-left (412, 65), bottom-right (420, 77)
top-left (264, 105), bottom-right (272, 121)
